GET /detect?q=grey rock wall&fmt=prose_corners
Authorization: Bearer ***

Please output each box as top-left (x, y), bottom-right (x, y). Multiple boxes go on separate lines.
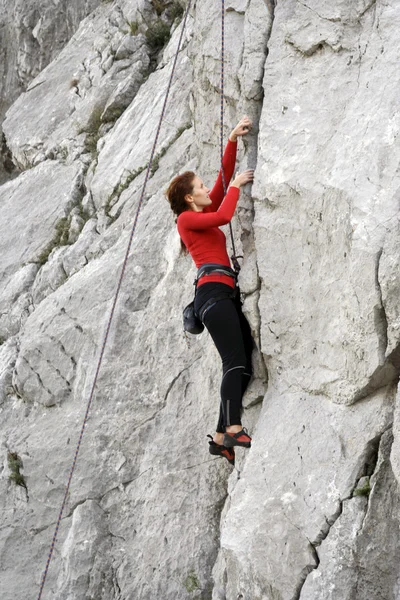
top-left (0, 0), bottom-right (102, 112)
top-left (1, 0), bottom-right (400, 599)
top-left (213, 1), bottom-right (400, 599)
top-left (0, 0), bottom-right (103, 183)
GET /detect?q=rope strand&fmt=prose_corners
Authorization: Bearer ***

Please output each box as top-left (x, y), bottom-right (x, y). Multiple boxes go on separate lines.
top-left (36, 4), bottom-right (192, 598)
top-left (220, 0), bottom-right (240, 273)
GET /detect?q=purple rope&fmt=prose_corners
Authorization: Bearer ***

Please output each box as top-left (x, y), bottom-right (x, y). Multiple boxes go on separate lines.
top-left (220, 0), bottom-right (240, 273)
top-left (36, 3), bottom-right (192, 598)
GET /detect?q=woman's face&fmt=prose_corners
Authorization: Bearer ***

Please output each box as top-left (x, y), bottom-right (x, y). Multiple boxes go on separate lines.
top-left (185, 176), bottom-right (211, 212)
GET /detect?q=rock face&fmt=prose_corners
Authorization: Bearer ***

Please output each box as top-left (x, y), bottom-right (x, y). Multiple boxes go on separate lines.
top-left (214, 1), bottom-right (400, 599)
top-left (1, 0), bottom-right (400, 599)
top-left (0, 0), bottom-right (103, 183)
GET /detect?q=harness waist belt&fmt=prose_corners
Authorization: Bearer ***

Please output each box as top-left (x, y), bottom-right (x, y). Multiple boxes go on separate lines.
top-left (196, 263), bottom-right (237, 283)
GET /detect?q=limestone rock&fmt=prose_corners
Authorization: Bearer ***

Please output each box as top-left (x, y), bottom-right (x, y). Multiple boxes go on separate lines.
top-left (300, 430), bottom-right (400, 600)
top-left (2, 2), bottom-right (151, 170)
top-left (0, 0), bottom-right (104, 183)
top-left (253, 0), bottom-right (400, 405)
top-left (213, 385), bottom-right (393, 599)
top-left (1, 0), bottom-right (400, 599)
top-left (0, 161), bottom-right (82, 339)
top-left (0, 0), bottom-right (103, 115)
top-left (214, 0), bottom-right (400, 598)
top-left (0, 338), bottom-right (19, 406)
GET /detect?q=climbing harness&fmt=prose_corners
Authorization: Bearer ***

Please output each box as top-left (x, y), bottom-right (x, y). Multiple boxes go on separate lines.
top-left (220, 0), bottom-right (242, 274)
top-left (182, 263), bottom-right (237, 334)
top-left (35, 3), bottom-right (192, 598)
top-left (194, 263), bottom-right (238, 322)
top-left (196, 263), bottom-right (237, 281)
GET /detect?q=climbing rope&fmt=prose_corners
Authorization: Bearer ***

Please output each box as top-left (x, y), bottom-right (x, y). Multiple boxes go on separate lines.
top-left (220, 0), bottom-right (241, 274)
top-left (35, 4), bottom-right (192, 599)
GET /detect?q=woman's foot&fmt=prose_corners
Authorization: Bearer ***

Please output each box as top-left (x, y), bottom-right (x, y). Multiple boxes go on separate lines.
top-left (207, 435), bottom-right (235, 465)
top-left (213, 432), bottom-right (225, 446)
top-left (223, 427), bottom-right (252, 448)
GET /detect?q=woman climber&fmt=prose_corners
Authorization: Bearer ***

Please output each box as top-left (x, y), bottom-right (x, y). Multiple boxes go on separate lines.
top-left (166, 116), bottom-right (254, 466)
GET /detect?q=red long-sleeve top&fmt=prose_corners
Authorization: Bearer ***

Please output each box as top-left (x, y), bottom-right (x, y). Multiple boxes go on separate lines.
top-left (177, 139), bottom-right (239, 288)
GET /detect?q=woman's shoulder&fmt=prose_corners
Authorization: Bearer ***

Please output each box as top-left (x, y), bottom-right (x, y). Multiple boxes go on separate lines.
top-left (177, 210), bottom-right (195, 226)
top-left (177, 211), bottom-right (191, 233)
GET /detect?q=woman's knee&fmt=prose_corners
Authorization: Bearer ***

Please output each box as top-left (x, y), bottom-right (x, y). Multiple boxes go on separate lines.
top-left (221, 346), bottom-right (247, 373)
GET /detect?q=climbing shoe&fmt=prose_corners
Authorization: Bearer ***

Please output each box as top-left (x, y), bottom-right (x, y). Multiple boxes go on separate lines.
top-left (223, 428), bottom-right (252, 448)
top-left (207, 435), bottom-right (235, 466)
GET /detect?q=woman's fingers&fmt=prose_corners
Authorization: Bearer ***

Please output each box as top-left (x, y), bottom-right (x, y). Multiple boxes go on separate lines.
top-left (234, 169), bottom-right (254, 186)
top-left (235, 115), bottom-right (253, 135)
top-left (243, 169), bottom-right (254, 183)
top-left (229, 116), bottom-right (253, 141)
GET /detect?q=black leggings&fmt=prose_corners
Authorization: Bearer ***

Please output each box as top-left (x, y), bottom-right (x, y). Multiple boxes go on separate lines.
top-left (194, 283), bottom-right (253, 433)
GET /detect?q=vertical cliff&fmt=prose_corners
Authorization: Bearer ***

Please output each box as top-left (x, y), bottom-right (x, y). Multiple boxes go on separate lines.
top-left (0, 0), bottom-right (103, 183)
top-left (1, 1), bottom-right (400, 599)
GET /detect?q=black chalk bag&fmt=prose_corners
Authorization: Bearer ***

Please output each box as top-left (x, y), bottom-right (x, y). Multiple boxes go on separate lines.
top-left (183, 301), bottom-right (204, 334)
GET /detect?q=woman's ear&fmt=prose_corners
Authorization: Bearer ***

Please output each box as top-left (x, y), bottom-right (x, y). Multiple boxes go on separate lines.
top-left (184, 194), bottom-right (193, 206)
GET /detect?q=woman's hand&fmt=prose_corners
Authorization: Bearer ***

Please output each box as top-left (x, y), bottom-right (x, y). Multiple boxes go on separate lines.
top-left (231, 169), bottom-right (254, 188)
top-left (229, 116), bottom-right (253, 142)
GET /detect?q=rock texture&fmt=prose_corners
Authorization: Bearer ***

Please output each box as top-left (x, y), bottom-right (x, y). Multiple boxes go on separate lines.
top-left (0, 0), bottom-right (103, 183)
top-left (1, 0), bottom-right (400, 599)
top-left (214, 1), bottom-right (400, 599)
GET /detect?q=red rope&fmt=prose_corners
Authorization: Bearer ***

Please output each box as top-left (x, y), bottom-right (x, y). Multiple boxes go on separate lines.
top-left (36, 4), bottom-right (192, 598)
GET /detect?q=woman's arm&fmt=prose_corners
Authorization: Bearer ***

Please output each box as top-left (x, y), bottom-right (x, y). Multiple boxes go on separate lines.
top-left (206, 116), bottom-right (253, 213)
top-left (178, 169), bottom-right (254, 231)
top-left (206, 140), bottom-right (237, 213)
top-left (180, 186), bottom-right (240, 229)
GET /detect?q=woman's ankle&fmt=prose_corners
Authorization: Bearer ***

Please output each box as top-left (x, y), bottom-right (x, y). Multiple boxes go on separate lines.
top-left (214, 432), bottom-right (224, 445)
top-left (225, 424), bottom-right (242, 434)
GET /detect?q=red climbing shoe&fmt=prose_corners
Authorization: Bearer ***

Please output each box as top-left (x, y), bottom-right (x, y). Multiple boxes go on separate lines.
top-left (223, 428), bottom-right (252, 448)
top-left (207, 435), bottom-right (235, 466)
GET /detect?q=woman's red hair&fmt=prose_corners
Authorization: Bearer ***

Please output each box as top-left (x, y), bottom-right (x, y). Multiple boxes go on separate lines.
top-left (165, 171), bottom-right (195, 253)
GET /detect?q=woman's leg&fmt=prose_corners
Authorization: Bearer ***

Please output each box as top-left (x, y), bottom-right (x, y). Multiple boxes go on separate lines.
top-left (202, 298), bottom-right (247, 433)
top-left (233, 291), bottom-right (253, 397)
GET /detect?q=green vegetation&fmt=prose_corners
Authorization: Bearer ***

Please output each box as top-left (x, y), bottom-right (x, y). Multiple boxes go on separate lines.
top-left (8, 452), bottom-right (27, 489)
top-left (145, 19), bottom-right (171, 50)
top-left (38, 216), bottom-right (71, 265)
top-left (151, 0), bottom-right (184, 18)
top-left (170, 1), bottom-right (184, 20)
top-left (58, 146), bottom-right (69, 161)
top-left (38, 198), bottom-right (90, 265)
top-left (126, 19), bottom-right (139, 35)
top-left (183, 571), bottom-right (201, 593)
top-left (78, 104), bottom-right (129, 158)
top-left (102, 105), bottom-right (126, 124)
top-left (150, 123), bottom-right (191, 175)
top-left (114, 167), bottom-right (147, 195)
top-left (353, 477), bottom-right (371, 497)
top-left (104, 166), bottom-right (147, 218)
top-left (150, 152), bottom-right (162, 176)
top-left (77, 106), bottom-right (104, 158)
top-left (78, 203), bottom-right (91, 225)
top-left (151, 0), bottom-right (168, 16)
top-left (123, 2), bottom-right (183, 52)
top-left (103, 122), bottom-right (191, 222)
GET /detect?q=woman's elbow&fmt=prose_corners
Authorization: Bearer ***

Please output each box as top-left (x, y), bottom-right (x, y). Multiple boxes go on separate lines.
top-left (219, 215), bottom-right (232, 226)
